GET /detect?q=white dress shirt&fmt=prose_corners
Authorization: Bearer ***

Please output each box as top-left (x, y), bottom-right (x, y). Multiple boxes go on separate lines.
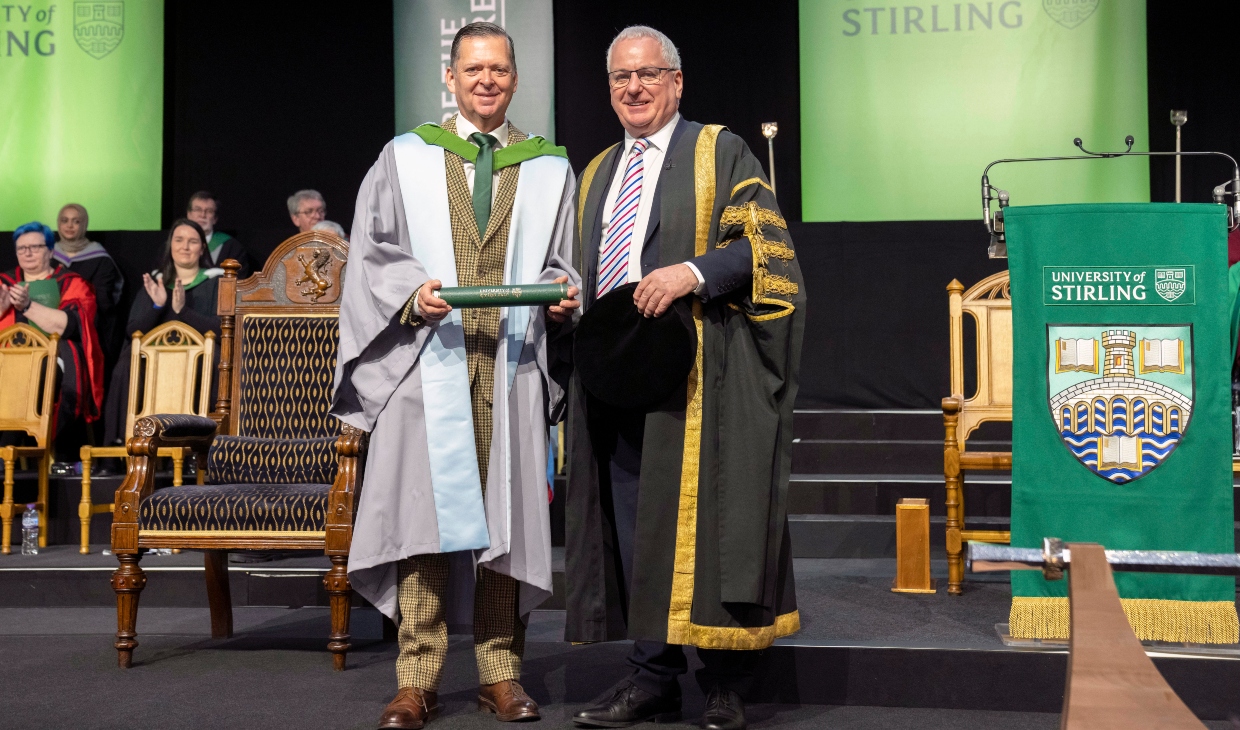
top-left (453, 114), bottom-right (509, 196)
top-left (413, 114), bottom-right (510, 315)
top-left (599, 113), bottom-right (705, 293)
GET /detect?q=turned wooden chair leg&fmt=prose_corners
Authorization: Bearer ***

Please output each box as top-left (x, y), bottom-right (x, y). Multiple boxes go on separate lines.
top-left (324, 555), bottom-right (352, 671)
top-left (943, 400), bottom-right (964, 596)
top-left (1, 455), bottom-right (14, 554)
top-left (79, 447), bottom-right (93, 554)
top-left (204, 550), bottom-right (233, 639)
top-left (171, 450), bottom-right (184, 487)
top-left (113, 553), bottom-right (147, 668)
top-left (37, 453), bottom-right (50, 548)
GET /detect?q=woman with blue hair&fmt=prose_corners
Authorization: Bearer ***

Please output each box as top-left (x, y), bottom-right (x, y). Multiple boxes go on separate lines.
top-left (0, 222), bottom-right (104, 453)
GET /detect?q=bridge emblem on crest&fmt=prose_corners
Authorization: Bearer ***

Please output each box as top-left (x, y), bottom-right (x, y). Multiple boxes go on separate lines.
top-left (1047, 325), bottom-right (1193, 483)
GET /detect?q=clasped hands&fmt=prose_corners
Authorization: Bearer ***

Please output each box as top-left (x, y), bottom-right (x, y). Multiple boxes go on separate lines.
top-left (416, 275), bottom-right (581, 324)
top-left (0, 282), bottom-right (31, 315)
top-left (142, 273), bottom-right (187, 313)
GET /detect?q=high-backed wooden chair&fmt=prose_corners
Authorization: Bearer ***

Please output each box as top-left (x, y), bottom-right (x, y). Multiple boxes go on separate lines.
top-left (942, 271), bottom-right (1013, 595)
top-left (0, 324), bottom-right (58, 554)
top-left (110, 230), bottom-right (364, 670)
top-left (79, 321), bottom-right (215, 553)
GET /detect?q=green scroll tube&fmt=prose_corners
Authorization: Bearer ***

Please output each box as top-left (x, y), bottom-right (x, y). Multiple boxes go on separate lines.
top-left (434, 283), bottom-right (569, 308)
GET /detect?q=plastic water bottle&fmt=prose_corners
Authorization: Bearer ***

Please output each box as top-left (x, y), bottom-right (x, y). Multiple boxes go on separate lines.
top-left (21, 505), bottom-right (39, 555)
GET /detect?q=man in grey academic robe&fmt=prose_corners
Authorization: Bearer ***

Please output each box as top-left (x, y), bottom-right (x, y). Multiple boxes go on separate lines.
top-left (330, 22), bottom-right (580, 730)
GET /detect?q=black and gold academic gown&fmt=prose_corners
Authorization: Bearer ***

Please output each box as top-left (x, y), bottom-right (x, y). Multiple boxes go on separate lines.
top-left (563, 121), bottom-right (805, 650)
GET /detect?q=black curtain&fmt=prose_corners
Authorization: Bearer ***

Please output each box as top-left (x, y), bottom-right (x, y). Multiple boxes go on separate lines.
top-left (2, 0), bottom-right (1236, 408)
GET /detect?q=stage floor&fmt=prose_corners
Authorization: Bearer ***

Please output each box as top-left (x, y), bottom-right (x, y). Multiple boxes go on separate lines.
top-left (4, 550), bottom-right (1239, 727)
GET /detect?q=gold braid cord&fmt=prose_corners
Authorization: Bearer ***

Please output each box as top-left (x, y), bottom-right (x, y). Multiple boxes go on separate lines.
top-left (720, 200), bottom-right (797, 320)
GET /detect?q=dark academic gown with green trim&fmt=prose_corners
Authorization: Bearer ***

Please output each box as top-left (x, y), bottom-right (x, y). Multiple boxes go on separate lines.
top-left (563, 120), bottom-right (805, 650)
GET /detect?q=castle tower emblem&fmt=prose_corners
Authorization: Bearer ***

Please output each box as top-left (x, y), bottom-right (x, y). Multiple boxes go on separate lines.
top-left (1047, 325), bottom-right (1193, 483)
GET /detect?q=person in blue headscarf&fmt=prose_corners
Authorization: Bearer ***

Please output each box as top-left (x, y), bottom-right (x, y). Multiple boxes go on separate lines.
top-left (0, 222), bottom-right (104, 456)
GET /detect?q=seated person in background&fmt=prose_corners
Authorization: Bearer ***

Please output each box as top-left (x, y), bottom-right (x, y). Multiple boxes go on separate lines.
top-left (311, 219), bottom-right (348, 241)
top-left (54, 203), bottom-right (124, 360)
top-left (102, 219), bottom-right (223, 447)
top-left (186, 190), bottom-right (253, 279)
top-left (0, 222), bottom-right (104, 459)
top-left (287, 189), bottom-right (326, 233)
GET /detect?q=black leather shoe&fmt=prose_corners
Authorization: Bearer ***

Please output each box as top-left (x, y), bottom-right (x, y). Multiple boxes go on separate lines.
top-left (701, 686), bottom-right (746, 730)
top-left (573, 680), bottom-right (681, 727)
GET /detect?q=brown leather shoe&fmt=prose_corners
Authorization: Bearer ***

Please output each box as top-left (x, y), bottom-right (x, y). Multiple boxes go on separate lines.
top-left (378, 687), bottom-right (440, 729)
top-left (479, 679), bottom-right (541, 722)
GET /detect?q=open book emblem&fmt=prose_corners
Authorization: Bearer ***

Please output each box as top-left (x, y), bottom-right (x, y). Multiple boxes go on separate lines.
top-left (1047, 324), bottom-right (1193, 483)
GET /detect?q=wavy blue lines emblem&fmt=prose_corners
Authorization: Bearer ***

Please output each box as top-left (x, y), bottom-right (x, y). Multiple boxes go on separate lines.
top-left (1048, 326), bottom-right (1193, 484)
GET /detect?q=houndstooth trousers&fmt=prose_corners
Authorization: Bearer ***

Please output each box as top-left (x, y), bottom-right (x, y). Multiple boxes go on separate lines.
top-left (394, 115), bottom-right (530, 692)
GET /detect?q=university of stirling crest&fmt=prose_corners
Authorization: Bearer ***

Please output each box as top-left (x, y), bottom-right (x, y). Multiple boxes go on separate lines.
top-left (1047, 324), bottom-right (1193, 483)
top-left (74, 1), bottom-right (124, 60)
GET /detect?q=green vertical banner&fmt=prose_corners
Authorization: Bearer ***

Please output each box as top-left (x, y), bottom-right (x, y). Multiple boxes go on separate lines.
top-left (393, 0), bottom-right (555, 140)
top-left (1006, 203), bottom-right (1238, 643)
top-left (0, 1), bottom-right (164, 230)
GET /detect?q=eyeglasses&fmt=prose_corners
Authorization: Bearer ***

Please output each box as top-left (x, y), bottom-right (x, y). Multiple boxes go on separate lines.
top-left (298, 207), bottom-right (325, 216)
top-left (189, 206), bottom-right (217, 216)
top-left (607, 67), bottom-right (676, 89)
top-left (15, 245), bottom-right (46, 255)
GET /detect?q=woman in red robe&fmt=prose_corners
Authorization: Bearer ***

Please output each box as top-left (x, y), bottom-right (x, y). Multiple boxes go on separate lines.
top-left (0, 222), bottom-right (104, 455)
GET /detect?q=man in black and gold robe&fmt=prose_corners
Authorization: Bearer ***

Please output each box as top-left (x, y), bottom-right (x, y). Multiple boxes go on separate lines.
top-left (564, 26), bottom-right (804, 730)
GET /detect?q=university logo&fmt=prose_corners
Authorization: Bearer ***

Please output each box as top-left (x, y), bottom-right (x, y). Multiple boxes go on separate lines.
top-left (1048, 325), bottom-right (1193, 483)
top-left (1043, 0), bottom-right (1099, 29)
top-left (1155, 268), bottom-right (1188, 302)
top-left (74, 1), bottom-right (124, 60)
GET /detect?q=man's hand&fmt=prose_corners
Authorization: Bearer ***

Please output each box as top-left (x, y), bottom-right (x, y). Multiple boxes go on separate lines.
top-left (9, 283), bottom-right (31, 313)
top-left (546, 275), bottom-right (580, 323)
top-left (417, 279), bottom-right (452, 323)
top-left (633, 263), bottom-right (698, 318)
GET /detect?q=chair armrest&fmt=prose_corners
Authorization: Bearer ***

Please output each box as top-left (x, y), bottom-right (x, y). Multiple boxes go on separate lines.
top-left (325, 423), bottom-right (369, 555)
top-left (139, 414), bottom-right (219, 444)
top-left (111, 415), bottom-right (220, 554)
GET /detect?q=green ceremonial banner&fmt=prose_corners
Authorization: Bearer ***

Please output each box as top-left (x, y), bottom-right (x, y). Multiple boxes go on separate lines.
top-left (0, 1), bottom-right (164, 230)
top-left (1006, 203), bottom-right (1238, 643)
top-left (799, 1), bottom-right (1149, 221)
top-left (393, 0), bottom-right (555, 140)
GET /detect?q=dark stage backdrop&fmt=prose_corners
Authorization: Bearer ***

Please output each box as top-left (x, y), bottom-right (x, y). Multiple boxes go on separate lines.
top-left (1, 0), bottom-right (1235, 408)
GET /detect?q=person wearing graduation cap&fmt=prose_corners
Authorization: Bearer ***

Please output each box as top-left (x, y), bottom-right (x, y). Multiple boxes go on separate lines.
top-left (563, 25), bottom-right (806, 730)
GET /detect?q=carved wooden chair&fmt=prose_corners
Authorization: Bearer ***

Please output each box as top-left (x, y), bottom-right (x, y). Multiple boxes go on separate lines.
top-left (0, 324), bottom-right (58, 554)
top-left (942, 271), bottom-right (1013, 595)
top-left (79, 321), bottom-right (215, 554)
top-left (110, 230), bottom-right (365, 670)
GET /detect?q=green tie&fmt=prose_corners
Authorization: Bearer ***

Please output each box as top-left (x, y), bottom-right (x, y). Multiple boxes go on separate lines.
top-left (468, 132), bottom-right (498, 241)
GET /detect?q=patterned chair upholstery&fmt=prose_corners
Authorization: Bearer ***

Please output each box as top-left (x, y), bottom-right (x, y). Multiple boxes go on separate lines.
top-left (110, 231), bottom-right (365, 671)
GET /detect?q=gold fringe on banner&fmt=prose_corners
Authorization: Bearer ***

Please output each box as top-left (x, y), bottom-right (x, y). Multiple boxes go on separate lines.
top-left (1010, 597), bottom-right (1240, 644)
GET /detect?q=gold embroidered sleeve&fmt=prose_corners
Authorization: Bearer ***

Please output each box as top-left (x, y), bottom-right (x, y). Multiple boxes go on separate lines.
top-left (718, 200), bottom-right (797, 320)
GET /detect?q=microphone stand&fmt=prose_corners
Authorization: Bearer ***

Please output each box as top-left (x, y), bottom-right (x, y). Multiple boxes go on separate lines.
top-left (980, 135), bottom-right (1240, 258)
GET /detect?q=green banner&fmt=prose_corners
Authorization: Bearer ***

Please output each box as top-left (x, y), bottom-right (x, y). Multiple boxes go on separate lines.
top-left (799, 0), bottom-right (1148, 222)
top-left (1007, 203), bottom-right (1237, 643)
top-left (0, 1), bottom-right (164, 230)
top-left (393, 0), bottom-right (555, 140)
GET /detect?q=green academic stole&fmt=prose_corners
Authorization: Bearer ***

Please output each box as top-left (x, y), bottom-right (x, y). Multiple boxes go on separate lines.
top-left (410, 123), bottom-right (568, 171)
top-left (1006, 203), bottom-right (1238, 644)
top-left (182, 271), bottom-right (210, 290)
top-left (207, 231), bottom-right (232, 254)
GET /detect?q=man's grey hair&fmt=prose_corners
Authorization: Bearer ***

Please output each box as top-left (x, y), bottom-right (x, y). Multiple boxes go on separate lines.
top-left (313, 220), bottom-right (348, 239)
top-left (606, 25), bottom-right (681, 71)
top-left (450, 21), bottom-right (517, 73)
top-left (287, 189), bottom-right (324, 216)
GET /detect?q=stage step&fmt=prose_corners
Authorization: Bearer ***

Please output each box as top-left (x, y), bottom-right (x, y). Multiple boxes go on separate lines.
top-left (790, 409), bottom-right (1010, 474)
top-left (788, 472), bottom-right (1011, 516)
top-left (787, 514), bottom-right (1011, 559)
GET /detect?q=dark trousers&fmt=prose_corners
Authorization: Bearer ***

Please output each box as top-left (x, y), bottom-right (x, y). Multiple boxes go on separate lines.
top-left (590, 397), bottom-right (756, 697)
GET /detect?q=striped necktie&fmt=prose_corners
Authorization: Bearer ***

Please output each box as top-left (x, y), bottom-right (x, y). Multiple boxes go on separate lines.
top-left (598, 138), bottom-right (650, 296)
